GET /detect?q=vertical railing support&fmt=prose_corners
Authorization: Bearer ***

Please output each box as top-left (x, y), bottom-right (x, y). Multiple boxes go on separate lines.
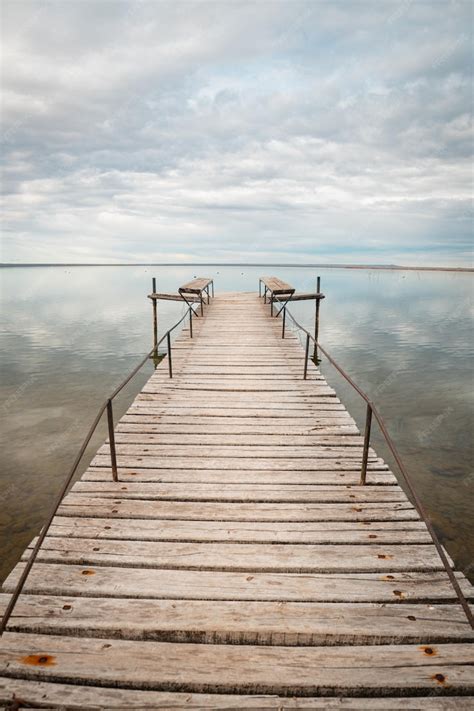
top-left (211, 280), bottom-right (214, 297)
top-left (303, 333), bottom-right (310, 379)
top-left (167, 331), bottom-right (173, 378)
top-left (360, 403), bottom-right (373, 485)
top-left (282, 306), bottom-right (286, 338)
top-left (270, 292), bottom-right (274, 317)
top-left (189, 307), bottom-right (193, 338)
top-left (152, 277), bottom-right (158, 357)
top-left (259, 279), bottom-right (262, 297)
top-left (313, 275), bottom-right (321, 361)
top-left (106, 398), bottom-right (118, 482)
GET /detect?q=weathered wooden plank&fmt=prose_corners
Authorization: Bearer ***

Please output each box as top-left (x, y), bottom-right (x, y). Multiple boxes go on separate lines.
top-left (95, 440), bottom-right (378, 456)
top-left (176, 334), bottom-right (292, 339)
top-left (96, 444), bottom-right (380, 460)
top-left (121, 414), bottom-right (354, 425)
top-left (1, 633), bottom-right (473, 694)
top-left (184, 335), bottom-right (301, 342)
top-left (2, 595), bottom-right (472, 645)
top-left (141, 385), bottom-right (336, 394)
top-left (29, 536), bottom-right (442, 573)
top-left (135, 397), bottom-right (341, 407)
top-left (170, 348), bottom-right (305, 353)
top-left (164, 371), bottom-right (323, 378)
top-left (25, 537), bottom-right (444, 573)
top-left (111, 433), bottom-right (365, 446)
top-left (1, 680), bottom-right (473, 709)
top-left (150, 374), bottom-right (325, 381)
top-left (83, 466), bottom-right (398, 485)
top-left (181, 330), bottom-right (288, 334)
top-left (133, 391), bottom-right (343, 407)
top-left (130, 398), bottom-right (346, 408)
top-left (5, 563), bottom-right (472, 603)
top-left (167, 360), bottom-right (316, 367)
top-left (47, 516), bottom-right (431, 544)
top-left (159, 372), bottom-right (322, 379)
top-left (168, 350), bottom-right (314, 358)
top-left (0, 681), bottom-right (472, 710)
top-left (127, 405), bottom-right (348, 416)
top-left (133, 398), bottom-right (344, 408)
top-left (139, 395), bottom-right (340, 405)
top-left (151, 376), bottom-right (325, 385)
top-left (148, 292), bottom-right (201, 302)
top-left (152, 356), bottom-right (305, 366)
top-left (57, 497), bottom-right (415, 521)
top-left (70, 481), bottom-right (408, 504)
top-left (146, 374), bottom-right (328, 382)
top-left (154, 378), bottom-right (327, 387)
top-left (91, 455), bottom-right (389, 471)
top-left (136, 400), bottom-right (341, 412)
top-left (270, 291), bottom-right (325, 302)
top-left (116, 422), bottom-right (361, 436)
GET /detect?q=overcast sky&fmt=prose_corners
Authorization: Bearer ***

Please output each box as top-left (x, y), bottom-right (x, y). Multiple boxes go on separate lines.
top-left (1, 0), bottom-right (472, 265)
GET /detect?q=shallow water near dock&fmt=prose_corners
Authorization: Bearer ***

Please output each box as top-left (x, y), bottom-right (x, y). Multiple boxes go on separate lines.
top-left (0, 265), bottom-right (473, 583)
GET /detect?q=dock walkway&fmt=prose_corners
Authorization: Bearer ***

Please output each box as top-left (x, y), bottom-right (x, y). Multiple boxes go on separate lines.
top-left (1, 291), bottom-right (473, 707)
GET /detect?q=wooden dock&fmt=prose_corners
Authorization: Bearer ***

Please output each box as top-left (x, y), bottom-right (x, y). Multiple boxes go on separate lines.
top-left (1, 290), bottom-right (473, 707)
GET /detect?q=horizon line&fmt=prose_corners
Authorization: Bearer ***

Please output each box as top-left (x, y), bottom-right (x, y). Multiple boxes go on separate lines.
top-left (0, 262), bottom-right (473, 272)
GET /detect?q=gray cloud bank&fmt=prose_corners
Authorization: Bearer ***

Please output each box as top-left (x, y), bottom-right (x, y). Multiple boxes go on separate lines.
top-left (1, 0), bottom-right (472, 265)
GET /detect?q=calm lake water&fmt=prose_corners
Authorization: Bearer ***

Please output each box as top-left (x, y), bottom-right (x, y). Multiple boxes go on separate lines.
top-left (0, 266), bottom-right (473, 583)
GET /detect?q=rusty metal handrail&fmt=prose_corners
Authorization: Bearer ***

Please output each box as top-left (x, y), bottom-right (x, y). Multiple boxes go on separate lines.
top-left (0, 305), bottom-right (195, 635)
top-left (273, 295), bottom-right (474, 629)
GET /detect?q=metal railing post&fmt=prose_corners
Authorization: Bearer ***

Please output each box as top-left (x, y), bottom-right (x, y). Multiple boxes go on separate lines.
top-left (259, 279), bottom-right (262, 297)
top-left (106, 399), bottom-right (118, 482)
top-left (166, 331), bottom-right (173, 378)
top-left (282, 306), bottom-right (286, 338)
top-left (270, 291), bottom-right (274, 317)
top-left (313, 275), bottom-right (321, 360)
top-left (152, 277), bottom-right (158, 357)
top-left (303, 333), bottom-right (310, 379)
top-left (360, 403), bottom-right (373, 485)
top-left (211, 280), bottom-right (214, 297)
top-left (189, 307), bottom-right (193, 338)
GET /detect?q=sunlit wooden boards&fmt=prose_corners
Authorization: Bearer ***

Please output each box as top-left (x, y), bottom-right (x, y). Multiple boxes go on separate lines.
top-left (1, 290), bottom-right (473, 707)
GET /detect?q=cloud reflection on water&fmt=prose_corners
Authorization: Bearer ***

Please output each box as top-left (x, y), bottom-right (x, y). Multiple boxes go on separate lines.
top-left (0, 265), bottom-right (472, 580)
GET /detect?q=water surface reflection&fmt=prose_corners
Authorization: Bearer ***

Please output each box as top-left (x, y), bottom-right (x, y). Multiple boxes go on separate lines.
top-left (0, 266), bottom-right (472, 581)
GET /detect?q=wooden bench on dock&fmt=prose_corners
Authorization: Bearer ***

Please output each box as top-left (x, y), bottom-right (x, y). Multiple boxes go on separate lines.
top-left (259, 276), bottom-right (295, 315)
top-left (179, 277), bottom-right (214, 315)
